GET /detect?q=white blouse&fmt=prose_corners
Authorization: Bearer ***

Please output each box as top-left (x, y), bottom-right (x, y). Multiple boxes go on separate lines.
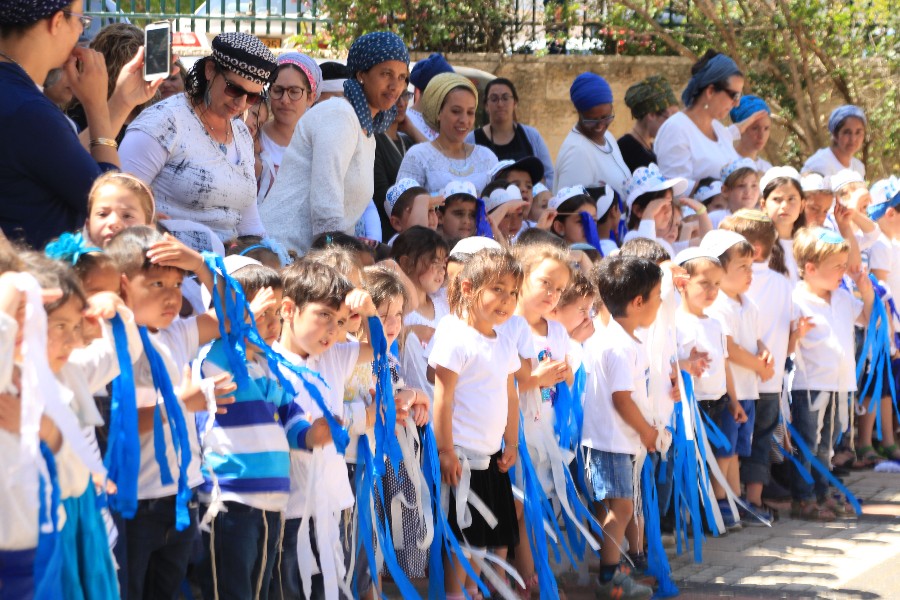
top-left (397, 142), bottom-right (498, 196)
top-left (802, 147), bottom-right (865, 179)
top-left (554, 129), bottom-right (631, 198)
top-left (654, 111), bottom-right (740, 193)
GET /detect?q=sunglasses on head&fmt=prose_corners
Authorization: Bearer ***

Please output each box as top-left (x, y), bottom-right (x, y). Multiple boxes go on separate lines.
top-left (222, 75), bottom-right (265, 106)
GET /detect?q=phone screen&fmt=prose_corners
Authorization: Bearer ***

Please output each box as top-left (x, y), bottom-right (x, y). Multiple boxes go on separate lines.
top-left (145, 26), bottom-right (170, 78)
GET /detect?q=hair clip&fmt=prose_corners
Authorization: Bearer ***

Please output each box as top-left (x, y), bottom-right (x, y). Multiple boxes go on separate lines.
top-left (45, 232), bottom-right (101, 265)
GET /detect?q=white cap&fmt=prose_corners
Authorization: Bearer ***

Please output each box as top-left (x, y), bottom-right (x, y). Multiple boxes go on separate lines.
top-left (223, 254), bottom-right (263, 274)
top-left (385, 178), bottom-right (425, 215)
top-left (699, 229), bottom-right (748, 259)
top-left (442, 180), bottom-right (478, 201)
top-left (673, 246), bottom-right (721, 267)
top-left (595, 186), bottom-right (616, 218)
top-left (449, 236), bottom-right (503, 258)
top-left (720, 157), bottom-right (757, 181)
top-left (696, 181), bottom-right (723, 202)
top-left (548, 185), bottom-right (588, 211)
top-left (489, 159), bottom-right (517, 179)
top-left (533, 182), bottom-right (550, 196)
top-left (484, 185), bottom-right (526, 214)
top-left (759, 166), bottom-right (801, 193)
top-left (869, 176), bottom-right (900, 208)
top-left (827, 169), bottom-right (865, 193)
top-left (800, 172), bottom-right (830, 193)
top-left (625, 163), bottom-right (688, 208)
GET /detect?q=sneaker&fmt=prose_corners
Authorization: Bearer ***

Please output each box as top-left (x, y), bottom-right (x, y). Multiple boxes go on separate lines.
top-left (762, 479), bottom-right (791, 502)
top-left (626, 552), bottom-right (649, 575)
top-left (718, 500), bottom-right (743, 531)
top-left (739, 502), bottom-right (774, 527)
top-left (595, 572), bottom-right (653, 600)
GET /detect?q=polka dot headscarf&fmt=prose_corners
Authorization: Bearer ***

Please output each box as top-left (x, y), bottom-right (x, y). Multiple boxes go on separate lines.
top-left (343, 31), bottom-right (409, 137)
top-left (0, 0), bottom-right (71, 25)
top-left (211, 32), bottom-right (277, 86)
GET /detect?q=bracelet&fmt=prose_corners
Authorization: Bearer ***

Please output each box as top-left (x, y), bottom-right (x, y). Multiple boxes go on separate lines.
top-left (693, 204), bottom-right (708, 215)
top-left (90, 137), bottom-right (119, 149)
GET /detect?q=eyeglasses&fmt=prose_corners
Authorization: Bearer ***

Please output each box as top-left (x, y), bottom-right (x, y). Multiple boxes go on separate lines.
top-left (269, 85), bottom-right (308, 101)
top-left (222, 75), bottom-right (264, 106)
top-left (488, 94), bottom-right (514, 104)
top-left (715, 84), bottom-right (741, 102)
top-left (63, 10), bottom-right (92, 31)
top-left (399, 91), bottom-right (414, 102)
top-left (580, 114), bottom-right (615, 129)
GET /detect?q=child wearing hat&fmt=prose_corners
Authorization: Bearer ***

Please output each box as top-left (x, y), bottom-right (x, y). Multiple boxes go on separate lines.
top-left (438, 181), bottom-right (479, 244)
top-left (480, 180), bottom-right (529, 244)
top-left (383, 178), bottom-right (442, 245)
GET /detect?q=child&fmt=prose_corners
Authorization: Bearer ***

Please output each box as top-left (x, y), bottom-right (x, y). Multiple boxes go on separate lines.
top-left (225, 235), bottom-right (284, 270)
top-left (430, 248), bottom-right (523, 600)
top-left (384, 178), bottom-right (442, 244)
top-left (700, 230), bottom-right (775, 524)
top-left (759, 167), bottom-right (806, 283)
top-left (549, 186), bottom-right (597, 246)
top-left (550, 270), bottom-right (598, 345)
top-left (481, 180), bottom-right (529, 244)
top-left (438, 181), bottom-right (479, 244)
top-left (790, 227), bottom-right (874, 520)
top-left (674, 247), bottom-right (746, 530)
top-left (801, 173), bottom-right (836, 229)
top-left (491, 156), bottom-right (545, 237)
top-left (582, 256), bottom-right (663, 600)
top-left (588, 185), bottom-right (621, 256)
top-left (447, 236), bottom-right (503, 283)
top-left (829, 169), bottom-right (882, 253)
top-left (526, 182), bottom-right (552, 229)
top-left (696, 179), bottom-right (726, 213)
top-left (84, 172), bottom-right (156, 248)
top-left (720, 159), bottom-right (760, 214)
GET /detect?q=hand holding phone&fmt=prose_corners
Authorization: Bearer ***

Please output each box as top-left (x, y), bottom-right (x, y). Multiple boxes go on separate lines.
top-left (144, 21), bottom-right (172, 82)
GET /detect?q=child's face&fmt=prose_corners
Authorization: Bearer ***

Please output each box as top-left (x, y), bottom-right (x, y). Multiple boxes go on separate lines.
top-left (634, 282), bottom-right (663, 329)
top-left (706, 194), bottom-right (728, 212)
top-left (725, 173), bottom-right (759, 212)
top-left (255, 288), bottom-right (283, 347)
top-left (440, 198), bottom-right (477, 240)
top-left (520, 258), bottom-right (570, 318)
top-left (283, 299), bottom-right (350, 358)
top-left (121, 266), bottom-right (184, 330)
top-left (82, 263), bottom-right (121, 296)
top-left (658, 205), bottom-right (681, 244)
top-left (805, 251), bottom-right (849, 292)
top-left (554, 202), bottom-right (596, 243)
top-left (446, 259), bottom-right (463, 283)
top-left (87, 184), bottom-right (150, 247)
top-left (762, 183), bottom-right (803, 234)
top-left (682, 261), bottom-right (724, 313)
top-left (467, 273), bottom-right (519, 329)
top-left (416, 250), bottom-right (447, 295)
top-left (377, 294), bottom-right (404, 346)
top-left (47, 296), bottom-right (85, 373)
top-left (496, 205), bottom-right (525, 241)
top-left (804, 191), bottom-right (834, 227)
top-left (528, 190), bottom-right (551, 222)
top-left (720, 253), bottom-right (753, 296)
top-left (552, 295), bottom-right (595, 336)
top-left (839, 183), bottom-right (871, 213)
top-left (505, 169), bottom-right (534, 208)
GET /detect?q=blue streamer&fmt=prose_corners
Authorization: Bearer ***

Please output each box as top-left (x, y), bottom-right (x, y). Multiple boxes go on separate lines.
top-left (571, 365), bottom-right (591, 498)
top-left (368, 316), bottom-right (403, 475)
top-left (353, 444), bottom-right (380, 599)
top-left (475, 199), bottom-right (493, 238)
top-left (784, 421), bottom-right (862, 515)
top-left (139, 327), bottom-right (193, 531)
top-left (640, 457), bottom-right (679, 598)
top-left (579, 211), bottom-right (604, 255)
top-left (615, 194), bottom-right (628, 244)
top-left (699, 405), bottom-right (731, 452)
top-left (553, 380), bottom-right (579, 452)
top-left (104, 314), bottom-right (140, 518)
top-left (775, 441), bottom-right (813, 485)
top-left (35, 442), bottom-right (62, 600)
top-left (856, 276), bottom-right (900, 437)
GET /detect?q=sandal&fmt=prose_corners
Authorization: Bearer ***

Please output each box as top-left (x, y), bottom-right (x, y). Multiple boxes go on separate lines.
top-left (852, 445), bottom-right (884, 469)
top-left (878, 443), bottom-right (900, 461)
top-left (820, 495), bottom-right (856, 518)
top-left (791, 499), bottom-right (836, 522)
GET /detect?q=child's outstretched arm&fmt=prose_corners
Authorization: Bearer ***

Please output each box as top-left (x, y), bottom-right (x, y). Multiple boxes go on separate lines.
top-left (434, 365), bottom-right (461, 486)
top-left (611, 390), bottom-right (656, 452)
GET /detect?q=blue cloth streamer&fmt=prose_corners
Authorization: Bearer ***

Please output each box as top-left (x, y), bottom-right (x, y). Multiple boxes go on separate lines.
top-left (368, 316), bottom-right (404, 475)
top-left (579, 211), bottom-right (604, 255)
top-left (615, 193), bottom-right (627, 244)
top-left (640, 457), bottom-right (679, 597)
top-left (553, 380), bottom-right (579, 451)
top-left (699, 407), bottom-right (731, 452)
top-left (784, 421), bottom-right (862, 515)
top-left (35, 442), bottom-right (62, 600)
top-left (139, 327), bottom-right (193, 531)
top-left (475, 199), bottom-right (493, 238)
top-left (105, 314), bottom-right (140, 518)
top-left (856, 276), bottom-right (900, 434)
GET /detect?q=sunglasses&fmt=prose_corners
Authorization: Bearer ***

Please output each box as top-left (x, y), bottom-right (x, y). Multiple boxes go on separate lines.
top-left (63, 10), bottom-right (92, 31)
top-left (580, 114), bottom-right (615, 129)
top-left (222, 75), bottom-right (265, 106)
top-left (715, 84), bottom-right (741, 102)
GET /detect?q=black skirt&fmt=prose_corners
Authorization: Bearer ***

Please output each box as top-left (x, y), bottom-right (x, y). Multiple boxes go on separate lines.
top-left (446, 451), bottom-right (519, 549)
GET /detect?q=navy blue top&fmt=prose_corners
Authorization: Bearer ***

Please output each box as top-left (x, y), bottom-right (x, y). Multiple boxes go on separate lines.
top-left (0, 62), bottom-right (116, 249)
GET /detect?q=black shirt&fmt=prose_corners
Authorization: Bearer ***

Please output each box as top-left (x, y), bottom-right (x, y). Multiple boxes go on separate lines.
top-left (373, 132), bottom-right (414, 242)
top-left (617, 133), bottom-right (657, 174)
top-left (473, 124), bottom-right (534, 162)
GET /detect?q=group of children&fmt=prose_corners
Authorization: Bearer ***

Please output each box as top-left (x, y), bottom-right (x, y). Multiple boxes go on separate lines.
top-left (2, 152), bottom-right (899, 600)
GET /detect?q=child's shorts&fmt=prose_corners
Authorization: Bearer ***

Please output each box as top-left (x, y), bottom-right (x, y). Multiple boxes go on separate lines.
top-left (585, 448), bottom-right (634, 501)
top-left (709, 398), bottom-right (756, 458)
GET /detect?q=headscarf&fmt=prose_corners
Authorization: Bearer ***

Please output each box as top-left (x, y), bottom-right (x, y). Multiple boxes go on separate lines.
top-left (409, 53), bottom-right (454, 92)
top-left (419, 72), bottom-right (478, 133)
top-left (211, 32), bottom-right (277, 86)
top-left (570, 72), bottom-right (613, 113)
top-left (681, 53), bottom-right (741, 107)
top-left (0, 0), bottom-right (70, 24)
top-left (730, 94), bottom-right (769, 124)
top-left (828, 105), bottom-right (867, 136)
top-left (277, 52), bottom-right (323, 102)
top-left (624, 75), bottom-right (677, 119)
top-left (343, 31), bottom-right (410, 137)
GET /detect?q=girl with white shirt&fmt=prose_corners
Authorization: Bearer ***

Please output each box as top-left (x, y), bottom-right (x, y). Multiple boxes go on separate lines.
top-left (759, 167), bottom-right (806, 284)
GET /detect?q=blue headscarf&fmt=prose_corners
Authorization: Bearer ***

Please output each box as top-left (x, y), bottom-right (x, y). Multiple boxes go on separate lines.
top-left (681, 54), bottom-right (741, 107)
top-left (730, 94), bottom-right (769, 123)
top-left (0, 0), bottom-right (70, 25)
top-left (570, 73), bottom-right (613, 113)
top-left (343, 32), bottom-right (410, 137)
top-left (828, 105), bottom-right (867, 135)
top-left (409, 53), bottom-right (454, 91)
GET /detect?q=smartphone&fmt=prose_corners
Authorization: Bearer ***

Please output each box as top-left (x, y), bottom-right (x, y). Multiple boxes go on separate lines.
top-left (144, 21), bottom-right (172, 82)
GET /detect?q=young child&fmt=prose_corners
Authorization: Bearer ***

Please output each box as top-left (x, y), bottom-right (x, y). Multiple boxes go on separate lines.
top-left (589, 185), bottom-right (621, 256)
top-left (526, 182), bottom-right (552, 230)
top-left (384, 178), bottom-right (442, 244)
top-left (700, 230), bottom-right (775, 524)
top-left (430, 248), bottom-right (523, 600)
top-left (447, 236), bottom-right (503, 283)
top-left (84, 172), bottom-right (156, 248)
top-left (582, 256), bottom-right (663, 600)
top-left (491, 156), bottom-right (545, 238)
top-left (549, 186), bottom-right (597, 246)
top-left (225, 235), bottom-right (284, 270)
top-left (790, 227), bottom-right (874, 520)
top-left (481, 180), bottom-right (529, 244)
top-left (550, 270), bottom-right (598, 346)
top-left (801, 173), bottom-right (836, 229)
top-left (438, 181), bottom-right (479, 244)
top-left (696, 179), bottom-right (726, 214)
top-left (759, 167), bottom-right (806, 284)
top-left (720, 159), bottom-right (760, 214)
top-left (674, 247), bottom-right (746, 530)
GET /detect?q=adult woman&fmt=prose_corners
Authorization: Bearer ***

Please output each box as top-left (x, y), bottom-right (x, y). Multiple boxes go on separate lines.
top-left (0, 0), bottom-right (159, 248)
top-left (261, 32), bottom-right (410, 255)
top-left (374, 87), bottom-right (421, 241)
top-left (654, 51), bottom-right (766, 194)
top-left (555, 72), bottom-right (631, 198)
top-left (397, 72), bottom-right (498, 195)
top-left (467, 77), bottom-right (555, 188)
top-left (802, 105), bottom-right (866, 178)
top-left (731, 95), bottom-right (772, 172)
top-left (119, 32), bottom-right (276, 247)
top-left (256, 52), bottom-right (322, 201)
top-left (618, 75), bottom-right (679, 173)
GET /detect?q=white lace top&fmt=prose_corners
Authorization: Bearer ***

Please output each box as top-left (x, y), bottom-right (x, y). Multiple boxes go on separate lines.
top-left (397, 142), bottom-right (498, 195)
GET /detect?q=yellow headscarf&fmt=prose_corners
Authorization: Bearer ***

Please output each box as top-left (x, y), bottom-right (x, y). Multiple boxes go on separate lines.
top-left (419, 72), bottom-right (478, 133)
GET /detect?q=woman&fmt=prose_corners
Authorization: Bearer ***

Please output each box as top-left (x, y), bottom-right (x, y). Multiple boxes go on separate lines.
top-left (256, 52), bottom-right (321, 201)
top-left (802, 105), bottom-right (866, 178)
top-left (261, 31), bottom-right (410, 255)
top-left (467, 77), bottom-right (555, 188)
top-left (397, 72), bottom-right (498, 195)
top-left (555, 71), bottom-right (631, 198)
top-left (654, 50), bottom-right (766, 194)
top-left (0, 0), bottom-right (159, 249)
top-left (731, 95), bottom-right (772, 172)
top-left (119, 32), bottom-right (276, 249)
top-left (618, 75), bottom-right (679, 173)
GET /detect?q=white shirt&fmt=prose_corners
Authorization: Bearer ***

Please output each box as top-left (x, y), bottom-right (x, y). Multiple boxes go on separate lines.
top-left (635, 262), bottom-right (680, 424)
top-left (503, 317), bottom-right (569, 422)
top-left (780, 238), bottom-right (799, 285)
top-left (755, 157), bottom-right (773, 173)
top-left (676, 312), bottom-right (729, 401)
top-left (405, 108), bottom-right (439, 141)
top-left (274, 341), bottom-right (360, 519)
top-left (582, 319), bottom-right (651, 455)
top-left (868, 234), bottom-right (900, 300)
top-left (706, 292), bottom-right (760, 401)
top-left (792, 285), bottom-right (863, 392)
top-left (554, 129), bottom-right (631, 198)
top-left (397, 142), bottom-right (498, 196)
top-left (428, 316), bottom-right (520, 457)
top-left (802, 147), bottom-right (865, 179)
top-left (746, 262), bottom-right (796, 393)
top-left (655, 112), bottom-right (740, 194)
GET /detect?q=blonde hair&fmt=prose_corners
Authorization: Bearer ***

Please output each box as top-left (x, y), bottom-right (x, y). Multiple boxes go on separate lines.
top-left (447, 249), bottom-right (523, 318)
top-left (513, 242), bottom-right (572, 280)
top-left (305, 245), bottom-right (366, 287)
top-left (719, 210), bottom-right (777, 259)
top-left (792, 227), bottom-right (850, 279)
top-left (87, 172), bottom-right (156, 224)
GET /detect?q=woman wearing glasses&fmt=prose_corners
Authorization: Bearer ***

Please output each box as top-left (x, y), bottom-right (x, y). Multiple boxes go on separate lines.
top-left (468, 77), bottom-right (555, 188)
top-left (554, 72), bottom-right (631, 198)
top-left (256, 52), bottom-right (322, 201)
top-left (654, 50), bottom-right (766, 194)
top-left (119, 32), bottom-right (277, 249)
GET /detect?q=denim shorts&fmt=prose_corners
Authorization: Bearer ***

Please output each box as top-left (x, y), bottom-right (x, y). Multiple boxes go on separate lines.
top-left (585, 448), bottom-right (634, 501)
top-left (714, 399), bottom-right (757, 458)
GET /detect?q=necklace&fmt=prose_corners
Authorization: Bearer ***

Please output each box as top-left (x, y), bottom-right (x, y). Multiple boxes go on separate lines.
top-left (631, 128), bottom-right (652, 151)
top-left (0, 49), bottom-right (24, 73)
top-left (389, 133), bottom-right (406, 158)
top-left (575, 126), bottom-right (613, 155)
top-left (575, 127), bottom-right (631, 186)
top-left (433, 139), bottom-right (474, 177)
top-left (197, 106), bottom-right (232, 154)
